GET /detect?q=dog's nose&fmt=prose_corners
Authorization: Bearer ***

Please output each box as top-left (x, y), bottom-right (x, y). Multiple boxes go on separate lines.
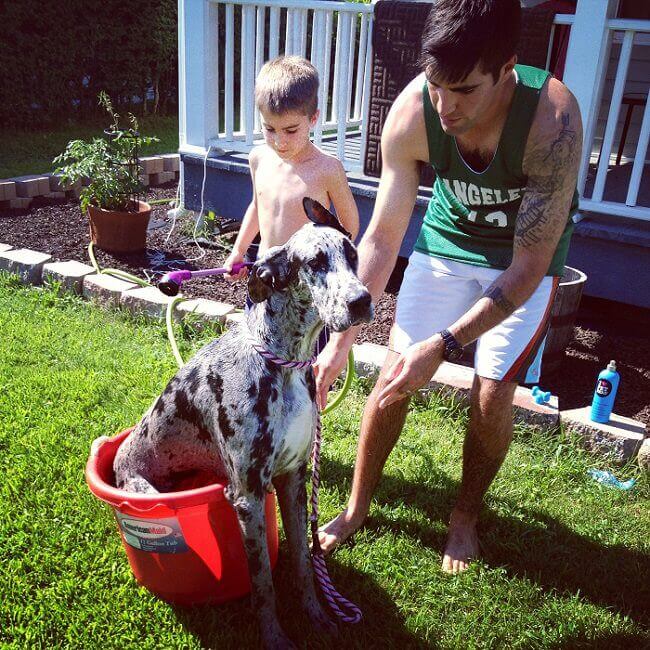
top-left (347, 291), bottom-right (372, 323)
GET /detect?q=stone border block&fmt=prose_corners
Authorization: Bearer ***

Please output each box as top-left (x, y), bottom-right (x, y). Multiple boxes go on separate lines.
top-left (225, 311), bottom-right (246, 327)
top-left (161, 153), bottom-right (180, 172)
top-left (48, 174), bottom-right (81, 194)
top-left (140, 156), bottom-right (164, 175)
top-left (13, 175), bottom-right (50, 198)
top-left (561, 407), bottom-right (646, 464)
top-left (10, 198), bottom-right (33, 210)
top-left (83, 273), bottom-right (139, 308)
top-left (0, 243), bottom-right (13, 253)
top-left (120, 286), bottom-right (181, 319)
top-left (150, 171), bottom-right (175, 186)
top-left (0, 181), bottom-right (17, 201)
top-left (637, 438), bottom-right (650, 470)
top-left (176, 298), bottom-right (236, 324)
top-left (0, 248), bottom-right (52, 284)
top-left (43, 260), bottom-right (96, 294)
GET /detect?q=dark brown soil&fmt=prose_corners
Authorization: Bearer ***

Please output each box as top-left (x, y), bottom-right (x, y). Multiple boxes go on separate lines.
top-left (2, 186), bottom-right (648, 429)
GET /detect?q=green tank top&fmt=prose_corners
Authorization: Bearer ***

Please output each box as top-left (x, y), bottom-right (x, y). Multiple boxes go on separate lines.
top-left (414, 64), bottom-right (577, 277)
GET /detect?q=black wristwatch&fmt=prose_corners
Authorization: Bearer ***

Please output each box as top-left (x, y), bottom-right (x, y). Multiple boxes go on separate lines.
top-left (439, 329), bottom-right (464, 362)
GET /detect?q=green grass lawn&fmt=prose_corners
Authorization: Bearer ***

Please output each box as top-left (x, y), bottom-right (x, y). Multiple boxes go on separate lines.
top-left (0, 115), bottom-right (179, 179)
top-left (1, 273), bottom-right (648, 649)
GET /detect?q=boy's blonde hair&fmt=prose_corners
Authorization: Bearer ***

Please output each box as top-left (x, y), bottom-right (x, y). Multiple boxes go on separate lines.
top-left (255, 56), bottom-right (319, 117)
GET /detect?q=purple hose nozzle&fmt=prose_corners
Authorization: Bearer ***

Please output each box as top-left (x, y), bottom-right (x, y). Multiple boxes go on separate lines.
top-left (158, 263), bottom-right (251, 296)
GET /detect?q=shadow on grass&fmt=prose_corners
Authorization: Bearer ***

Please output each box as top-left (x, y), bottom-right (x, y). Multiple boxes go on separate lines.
top-left (171, 540), bottom-right (430, 649)
top-left (320, 457), bottom-right (650, 629)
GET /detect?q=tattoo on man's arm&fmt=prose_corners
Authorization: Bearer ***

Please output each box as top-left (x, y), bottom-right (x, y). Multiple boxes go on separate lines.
top-left (483, 285), bottom-right (516, 316)
top-left (515, 112), bottom-right (578, 250)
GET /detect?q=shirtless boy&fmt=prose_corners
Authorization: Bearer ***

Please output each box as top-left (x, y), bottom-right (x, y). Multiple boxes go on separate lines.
top-left (225, 56), bottom-right (359, 284)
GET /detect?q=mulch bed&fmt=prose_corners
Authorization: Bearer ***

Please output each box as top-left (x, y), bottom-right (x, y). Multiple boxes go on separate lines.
top-left (2, 186), bottom-right (648, 430)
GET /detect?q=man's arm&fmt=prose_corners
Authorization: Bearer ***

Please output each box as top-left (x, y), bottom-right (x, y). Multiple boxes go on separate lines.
top-left (313, 80), bottom-right (427, 408)
top-left (378, 80), bottom-right (582, 407)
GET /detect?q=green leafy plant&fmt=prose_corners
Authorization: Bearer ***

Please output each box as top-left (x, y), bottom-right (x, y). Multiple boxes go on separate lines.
top-left (53, 92), bottom-right (158, 212)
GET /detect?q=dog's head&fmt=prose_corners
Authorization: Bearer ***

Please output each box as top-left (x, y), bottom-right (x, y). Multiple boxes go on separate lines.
top-left (247, 198), bottom-right (373, 332)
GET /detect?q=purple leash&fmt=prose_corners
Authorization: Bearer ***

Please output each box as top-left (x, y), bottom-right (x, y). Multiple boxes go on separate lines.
top-left (248, 335), bottom-right (362, 624)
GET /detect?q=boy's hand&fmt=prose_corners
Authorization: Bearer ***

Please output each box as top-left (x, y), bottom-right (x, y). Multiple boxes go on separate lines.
top-left (224, 252), bottom-right (248, 281)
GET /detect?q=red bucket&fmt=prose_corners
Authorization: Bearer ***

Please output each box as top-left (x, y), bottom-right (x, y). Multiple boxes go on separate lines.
top-left (85, 428), bottom-right (279, 605)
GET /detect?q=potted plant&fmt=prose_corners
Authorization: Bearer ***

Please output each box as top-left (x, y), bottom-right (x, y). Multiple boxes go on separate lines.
top-left (53, 92), bottom-right (158, 253)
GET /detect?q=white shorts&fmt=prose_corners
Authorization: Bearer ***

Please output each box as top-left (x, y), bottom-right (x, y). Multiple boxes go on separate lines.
top-left (391, 252), bottom-right (560, 384)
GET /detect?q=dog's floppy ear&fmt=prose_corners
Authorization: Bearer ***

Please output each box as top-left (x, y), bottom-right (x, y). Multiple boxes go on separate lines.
top-left (247, 246), bottom-right (295, 303)
top-left (302, 197), bottom-right (351, 238)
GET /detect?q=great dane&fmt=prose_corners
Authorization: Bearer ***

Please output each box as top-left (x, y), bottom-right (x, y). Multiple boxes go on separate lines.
top-left (113, 198), bottom-right (373, 648)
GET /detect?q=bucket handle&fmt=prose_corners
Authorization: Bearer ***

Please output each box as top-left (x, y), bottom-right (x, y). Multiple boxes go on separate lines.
top-left (90, 435), bottom-right (111, 458)
top-left (113, 499), bottom-right (170, 514)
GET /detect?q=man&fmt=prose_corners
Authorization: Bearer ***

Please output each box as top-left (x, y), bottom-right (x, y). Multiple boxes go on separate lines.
top-left (314, 0), bottom-right (581, 574)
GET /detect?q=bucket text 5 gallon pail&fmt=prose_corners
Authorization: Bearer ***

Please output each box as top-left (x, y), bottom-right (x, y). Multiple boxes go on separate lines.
top-left (85, 428), bottom-right (279, 605)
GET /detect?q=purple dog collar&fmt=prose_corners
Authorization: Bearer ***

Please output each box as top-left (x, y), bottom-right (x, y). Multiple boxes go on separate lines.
top-left (247, 336), bottom-right (316, 369)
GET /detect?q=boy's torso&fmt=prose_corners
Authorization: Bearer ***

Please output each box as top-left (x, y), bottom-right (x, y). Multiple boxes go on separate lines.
top-left (254, 144), bottom-right (332, 254)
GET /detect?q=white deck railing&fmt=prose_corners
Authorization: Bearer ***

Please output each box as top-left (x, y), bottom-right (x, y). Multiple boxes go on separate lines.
top-left (179, 0), bottom-right (374, 173)
top-left (180, 0), bottom-right (649, 221)
top-left (561, 7), bottom-right (649, 221)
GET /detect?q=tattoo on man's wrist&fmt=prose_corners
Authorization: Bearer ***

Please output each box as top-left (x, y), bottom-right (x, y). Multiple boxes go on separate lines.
top-left (483, 286), bottom-right (516, 315)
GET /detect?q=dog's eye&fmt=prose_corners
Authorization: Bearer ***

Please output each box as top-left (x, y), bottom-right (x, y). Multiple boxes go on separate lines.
top-left (307, 252), bottom-right (328, 273)
top-left (308, 259), bottom-right (326, 273)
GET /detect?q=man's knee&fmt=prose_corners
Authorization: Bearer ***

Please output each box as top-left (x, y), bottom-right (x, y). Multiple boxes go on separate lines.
top-left (469, 375), bottom-right (517, 429)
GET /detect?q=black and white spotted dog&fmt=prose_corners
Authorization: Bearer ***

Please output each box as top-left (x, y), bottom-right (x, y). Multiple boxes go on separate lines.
top-left (113, 198), bottom-right (373, 649)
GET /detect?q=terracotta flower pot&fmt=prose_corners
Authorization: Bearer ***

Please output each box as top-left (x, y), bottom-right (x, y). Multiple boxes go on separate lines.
top-left (87, 201), bottom-right (151, 253)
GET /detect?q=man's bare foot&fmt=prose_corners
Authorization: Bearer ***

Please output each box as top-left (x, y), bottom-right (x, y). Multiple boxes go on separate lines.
top-left (442, 510), bottom-right (480, 574)
top-left (317, 508), bottom-right (364, 555)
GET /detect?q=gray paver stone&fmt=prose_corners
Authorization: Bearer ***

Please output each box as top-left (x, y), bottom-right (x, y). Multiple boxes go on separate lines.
top-left (0, 248), bottom-right (52, 284)
top-left (175, 298), bottom-right (236, 324)
top-left (13, 175), bottom-right (50, 198)
top-left (637, 438), bottom-right (650, 471)
top-left (225, 311), bottom-right (246, 327)
top-left (561, 407), bottom-right (646, 464)
top-left (43, 260), bottom-right (96, 294)
top-left (161, 153), bottom-right (180, 172)
top-left (83, 273), bottom-right (139, 308)
top-left (0, 181), bottom-right (17, 201)
top-left (140, 156), bottom-right (164, 174)
top-left (120, 285), bottom-right (183, 320)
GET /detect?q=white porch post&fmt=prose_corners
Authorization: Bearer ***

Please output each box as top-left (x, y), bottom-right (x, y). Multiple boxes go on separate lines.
top-left (178, 0), bottom-right (219, 153)
top-left (562, 0), bottom-right (618, 194)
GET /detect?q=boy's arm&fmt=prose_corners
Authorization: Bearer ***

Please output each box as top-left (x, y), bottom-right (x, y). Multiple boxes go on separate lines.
top-left (225, 149), bottom-right (261, 278)
top-left (326, 159), bottom-right (359, 240)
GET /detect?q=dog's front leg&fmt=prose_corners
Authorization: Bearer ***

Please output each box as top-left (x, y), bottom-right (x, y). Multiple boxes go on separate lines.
top-left (273, 466), bottom-right (338, 638)
top-left (229, 491), bottom-right (294, 650)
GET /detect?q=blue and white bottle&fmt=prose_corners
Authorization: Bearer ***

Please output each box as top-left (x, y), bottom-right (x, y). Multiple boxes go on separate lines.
top-left (590, 360), bottom-right (620, 423)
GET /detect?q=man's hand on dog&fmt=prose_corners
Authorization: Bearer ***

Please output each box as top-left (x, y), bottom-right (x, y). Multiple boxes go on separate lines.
top-left (378, 336), bottom-right (445, 408)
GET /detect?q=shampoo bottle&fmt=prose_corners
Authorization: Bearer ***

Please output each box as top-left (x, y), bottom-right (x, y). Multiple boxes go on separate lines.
top-left (590, 360), bottom-right (620, 423)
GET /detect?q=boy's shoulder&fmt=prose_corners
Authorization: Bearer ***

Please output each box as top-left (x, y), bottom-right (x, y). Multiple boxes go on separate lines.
top-left (311, 146), bottom-right (345, 176)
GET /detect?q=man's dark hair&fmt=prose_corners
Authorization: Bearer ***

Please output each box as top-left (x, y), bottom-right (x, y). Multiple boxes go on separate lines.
top-left (419, 0), bottom-right (521, 84)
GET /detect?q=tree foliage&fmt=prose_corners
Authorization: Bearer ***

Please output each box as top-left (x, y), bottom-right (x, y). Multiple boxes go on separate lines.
top-left (0, 0), bottom-right (177, 128)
